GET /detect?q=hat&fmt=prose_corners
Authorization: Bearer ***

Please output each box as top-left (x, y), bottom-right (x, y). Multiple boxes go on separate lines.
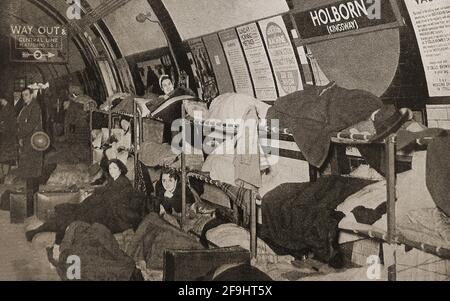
top-left (426, 131), bottom-right (450, 217)
top-left (369, 106), bottom-right (412, 142)
top-left (159, 75), bottom-right (171, 89)
top-left (31, 131), bottom-right (50, 152)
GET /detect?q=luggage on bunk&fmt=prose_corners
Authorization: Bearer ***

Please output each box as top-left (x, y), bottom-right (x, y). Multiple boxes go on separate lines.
top-left (34, 188), bottom-right (81, 222)
top-left (163, 246), bottom-right (250, 281)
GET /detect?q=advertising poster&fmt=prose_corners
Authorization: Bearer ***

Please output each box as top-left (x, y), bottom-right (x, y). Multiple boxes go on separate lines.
top-left (188, 38), bottom-right (219, 101)
top-left (237, 23), bottom-right (278, 101)
top-left (405, 0), bottom-right (450, 97)
top-left (203, 34), bottom-right (235, 95)
top-left (219, 29), bottom-right (255, 97)
top-left (259, 16), bottom-right (304, 96)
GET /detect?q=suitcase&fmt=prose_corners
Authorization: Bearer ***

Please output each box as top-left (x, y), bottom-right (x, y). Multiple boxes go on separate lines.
top-left (34, 189), bottom-right (81, 222)
top-left (163, 246), bottom-right (250, 281)
top-left (0, 185), bottom-right (24, 211)
top-left (10, 192), bottom-right (28, 224)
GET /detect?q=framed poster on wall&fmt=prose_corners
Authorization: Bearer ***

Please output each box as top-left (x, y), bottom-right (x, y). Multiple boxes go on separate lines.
top-left (237, 23), bottom-right (278, 101)
top-left (259, 16), bottom-right (304, 96)
top-left (203, 34), bottom-right (235, 95)
top-left (404, 0), bottom-right (450, 97)
top-left (188, 38), bottom-right (219, 102)
top-left (219, 29), bottom-right (255, 97)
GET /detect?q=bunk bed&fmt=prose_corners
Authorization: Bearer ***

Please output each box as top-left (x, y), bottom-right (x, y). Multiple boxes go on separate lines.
top-left (330, 131), bottom-right (450, 281)
top-left (125, 95), bottom-right (310, 263)
top-left (171, 97), bottom-right (313, 258)
top-left (91, 94), bottom-right (450, 281)
top-left (88, 102), bottom-right (140, 183)
top-left (171, 98), bottom-right (450, 281)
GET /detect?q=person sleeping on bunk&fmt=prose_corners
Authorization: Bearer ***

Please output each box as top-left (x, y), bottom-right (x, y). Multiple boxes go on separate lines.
top-left (154, 168), bottom-right (196, 219)
top-left (25, 159), bottom-right (143, 260)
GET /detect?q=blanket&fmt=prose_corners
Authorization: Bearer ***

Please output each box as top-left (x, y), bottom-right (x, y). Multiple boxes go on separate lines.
top-left (266, 83), bottom-right (382, 168)
top-left (127, 213), bottom-right (204, 270)
top-left (56, 222), bottom-right (141, 281)
top-left (261, 176), bottom-right (374, 263)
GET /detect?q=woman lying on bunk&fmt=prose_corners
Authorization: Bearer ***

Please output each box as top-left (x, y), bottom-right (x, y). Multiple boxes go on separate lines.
top-left (25, 159), bottom-right (146, 258)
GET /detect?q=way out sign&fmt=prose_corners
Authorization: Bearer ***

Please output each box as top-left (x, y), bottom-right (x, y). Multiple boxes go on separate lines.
top-left (10, 24), bottom-right (69, 63)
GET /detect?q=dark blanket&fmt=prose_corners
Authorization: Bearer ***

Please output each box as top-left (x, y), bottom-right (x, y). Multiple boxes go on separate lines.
top-left (49, 175), bottom-right (146, 244)
top-left (426, 131), bottom-right (450, 217)
top-left (56, 222), bottom-right (142, 281)
top-left (266, 83), bottom-right (382, 168)
top-left (261, 176), bottom-right (374, 263)
top-left (127, 213), bottom-right (204, 270)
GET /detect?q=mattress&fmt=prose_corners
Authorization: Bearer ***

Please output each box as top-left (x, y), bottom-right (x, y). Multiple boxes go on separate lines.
top-left (337, 151), bottom-right (439, 245)
top-left (337, 183), bottom-right (450, 252)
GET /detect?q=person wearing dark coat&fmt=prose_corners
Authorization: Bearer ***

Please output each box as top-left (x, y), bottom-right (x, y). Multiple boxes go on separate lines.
top-left (17, 88), bottom-right (43, 217)
top-left (25, 160), bottom-right (141, 249)
top-left (154, 167), bottom-right (196, 216)
top-left (14, 95), bottom-right (24, 117)
top-left (0, 98), bottom-right (17, 179)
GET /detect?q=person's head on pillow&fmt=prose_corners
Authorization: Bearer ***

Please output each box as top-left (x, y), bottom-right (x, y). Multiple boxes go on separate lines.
top-left (159, 75), bottom-right (175, 97)
top-left (161, 167), bottom-right (179, 194)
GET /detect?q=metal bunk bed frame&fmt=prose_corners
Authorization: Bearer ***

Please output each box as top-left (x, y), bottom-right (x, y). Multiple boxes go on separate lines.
top-left (90, 97), bottom-right (449, 281)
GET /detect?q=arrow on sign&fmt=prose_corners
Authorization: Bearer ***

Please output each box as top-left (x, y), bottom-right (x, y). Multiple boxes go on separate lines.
top-left (21, 50), bottom-right (56, 60)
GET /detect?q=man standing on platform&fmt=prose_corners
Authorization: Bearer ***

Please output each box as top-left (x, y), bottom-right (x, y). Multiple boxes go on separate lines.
top-left (17, 87), bottom-right (43, 217)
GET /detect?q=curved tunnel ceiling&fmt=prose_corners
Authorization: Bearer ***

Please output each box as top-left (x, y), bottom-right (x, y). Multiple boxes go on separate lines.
top-left (87, 0), bottom-right (168, 57)
top-left (1, 0), bottom-right (404, 98)
top-left (162, 0), bottom-right (289, 41)
top-left (84, 0), bottom-right (290, 56)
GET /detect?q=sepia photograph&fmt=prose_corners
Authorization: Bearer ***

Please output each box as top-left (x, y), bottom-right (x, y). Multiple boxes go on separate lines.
top-left (0, 0), bottom-right (449, 290)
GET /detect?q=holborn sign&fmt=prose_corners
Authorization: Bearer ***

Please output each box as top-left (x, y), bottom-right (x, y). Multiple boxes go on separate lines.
top-left (10, 24), bottom-right (69, 63)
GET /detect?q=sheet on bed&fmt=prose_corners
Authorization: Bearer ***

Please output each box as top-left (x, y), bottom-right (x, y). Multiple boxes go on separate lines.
top-left (398, 208), bottom-right (450, 249)
top-left (337, 151), bottom-right (438, 244)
